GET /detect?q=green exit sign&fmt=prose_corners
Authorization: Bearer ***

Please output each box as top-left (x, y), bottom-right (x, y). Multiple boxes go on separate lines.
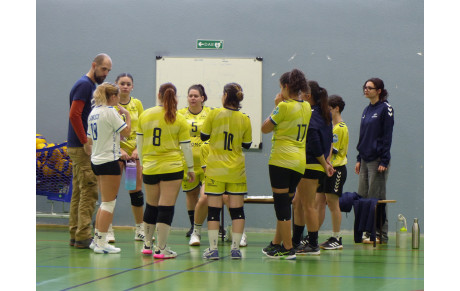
top-left (196, 39), bottom-right (224, 50)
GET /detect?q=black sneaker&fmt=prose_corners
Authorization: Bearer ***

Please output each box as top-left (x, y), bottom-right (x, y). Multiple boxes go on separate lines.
top-left (320, 237), bottom-right (343, 250)
top-left (300, 235), bottom-right (309, 246)
top-left (294, 235), bottom-right (309, 252)
top-left (295, 243), bottom-right (320, 256)
top-left (262, 241), bottom-right (281, 255)
top-left (265, 245), bottom-right (296, 260)
top-left (186, 226), bottom-right (193, 237)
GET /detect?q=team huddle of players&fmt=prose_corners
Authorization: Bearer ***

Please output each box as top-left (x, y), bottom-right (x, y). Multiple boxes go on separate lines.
top-left (76, 58), bottom-right (393, 261)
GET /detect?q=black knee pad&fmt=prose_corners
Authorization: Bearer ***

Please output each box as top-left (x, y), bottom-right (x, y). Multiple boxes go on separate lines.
top-left (129, 191), bottom-right (144, 207)
top-left (229, 207), bottom-right (245, 220)
top-left (143, 203), bottom-right (158, 225)
top-left (207, 206), bottom-right (221, 222)
top-left (273, 193), bottom-right (291, 221)
top-left (157, 205), bottom-right (175, 226)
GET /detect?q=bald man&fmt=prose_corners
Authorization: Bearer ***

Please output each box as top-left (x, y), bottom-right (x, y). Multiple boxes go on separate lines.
top-left (67, 54), bottom-right (112, 248)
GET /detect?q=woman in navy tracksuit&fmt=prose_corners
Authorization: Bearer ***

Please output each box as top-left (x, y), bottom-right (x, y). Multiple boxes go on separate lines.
top-left (355, 77), bottom-right (394, 244)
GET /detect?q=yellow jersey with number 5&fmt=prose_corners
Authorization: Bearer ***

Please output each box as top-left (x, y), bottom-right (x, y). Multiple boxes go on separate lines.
top-left (178, 106), bottom-right (212, 171)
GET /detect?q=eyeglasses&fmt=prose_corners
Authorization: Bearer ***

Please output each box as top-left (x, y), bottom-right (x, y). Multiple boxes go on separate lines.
top-left (363, 86), bottom-right (376, 91)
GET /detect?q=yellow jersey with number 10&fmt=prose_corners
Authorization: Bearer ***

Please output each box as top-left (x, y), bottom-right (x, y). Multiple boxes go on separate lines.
top-left (201, 107), bottom-right (252, 183)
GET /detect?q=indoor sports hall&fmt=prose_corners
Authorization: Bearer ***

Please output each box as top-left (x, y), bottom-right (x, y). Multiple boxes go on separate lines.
top-left (33, 0), bottom-right (429, 290)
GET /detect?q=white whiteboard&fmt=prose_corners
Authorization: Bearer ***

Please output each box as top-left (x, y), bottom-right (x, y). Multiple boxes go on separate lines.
top-left (155, 57), bottom-right (262, 149)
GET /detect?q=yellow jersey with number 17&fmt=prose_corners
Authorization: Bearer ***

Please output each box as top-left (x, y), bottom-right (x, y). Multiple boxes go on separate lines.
top-left (201, 107), bottom-right (252, 183)
top-left (137, 106), bottom-right (191, 175)
top-left (269, 99), bottom-right (312, 174)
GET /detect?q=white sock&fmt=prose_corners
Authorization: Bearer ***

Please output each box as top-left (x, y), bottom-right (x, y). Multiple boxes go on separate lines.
top-left (156, 223), bottom-right (171, 249)
top-left (208, 229), bottom-right (219, 250)
top-left (193, 223), bottom-right (202, 236)
top-left (98, 232), bottom-right (107, 247)
top-left (333, 232), bottom-right (340, 238)
top-left (144, 223), bottom-right (156, 246)
top-left (232, 232), bottom-right (243, 250)
top-left (93, 228), bottom-right (99, 244)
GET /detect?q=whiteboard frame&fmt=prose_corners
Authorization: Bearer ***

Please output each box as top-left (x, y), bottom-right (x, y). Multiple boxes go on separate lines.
top-left (155, 56), bottom-right (263, 149)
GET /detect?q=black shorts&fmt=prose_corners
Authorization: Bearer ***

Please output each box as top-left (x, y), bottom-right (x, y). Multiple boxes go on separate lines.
top-left (91, 160), bottom-right (121, 176)
top-left (317, 165), bottom-right (347, 196)
top-left (143, 171), bottom-right (184, 185)
top-left (269, 165), bottom-right (302, 193)
top-left (303, 168), bottom-right (326, 180)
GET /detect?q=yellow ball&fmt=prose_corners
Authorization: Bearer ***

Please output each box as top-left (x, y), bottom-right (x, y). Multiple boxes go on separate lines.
top-left (42, 162), bottom-right (55, 178)
top-left (49, 145), bottom-right (64, 165)
top-left (41, 143), bottom-right (55, 164)
top-left (56, 158), bottom-right (72, 177)
top-left (36, 134), bottom-right (47, 147)
top-left (36, 159), bottom-right (42, 173)
top-left (36, 143), bottom-right (48, 160)
top-left (61, 145), bottom-right (68, 159)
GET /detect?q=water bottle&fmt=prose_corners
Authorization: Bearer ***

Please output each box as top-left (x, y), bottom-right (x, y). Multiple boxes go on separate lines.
top-left (395, 214), bottom-right (407, 248)
top-left (125, 160), bottom-right (137, 190)
top-left (412, 218), bottom-right (420, 249)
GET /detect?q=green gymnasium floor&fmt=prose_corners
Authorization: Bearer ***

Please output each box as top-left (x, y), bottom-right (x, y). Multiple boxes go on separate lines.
top-left (36, 225), bottom-right (424, 291)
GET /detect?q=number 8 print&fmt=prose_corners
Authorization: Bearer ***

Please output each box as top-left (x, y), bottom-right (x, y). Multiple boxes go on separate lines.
top-left (152, 128), bottom-right (162, 146)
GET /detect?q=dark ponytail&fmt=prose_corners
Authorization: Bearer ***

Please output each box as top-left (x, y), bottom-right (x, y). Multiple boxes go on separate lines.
top-left (308, 80), bottom-right (331, 125)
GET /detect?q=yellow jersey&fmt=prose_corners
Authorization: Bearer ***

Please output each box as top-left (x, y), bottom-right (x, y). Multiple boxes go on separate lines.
top-left (137, 106), bottom-right (191, 175)
top-left (178, 106), bottom-right (213, 171)
top-left (201, 107), bottom-right (252, 183)
top-left (117, 97), bottom-right (144, 155)
top-left (331, 121), bottom-right (349, 167)
top-left (269, 99), bottom-right (312, 174)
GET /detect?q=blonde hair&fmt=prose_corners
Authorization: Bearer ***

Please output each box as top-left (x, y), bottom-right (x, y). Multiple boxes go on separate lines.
top-left (93, 82), bottom-right (119, 106)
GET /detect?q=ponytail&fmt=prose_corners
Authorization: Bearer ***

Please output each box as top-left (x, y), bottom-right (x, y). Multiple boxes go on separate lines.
top-left (308, 80), bottom-right (331, 125)
top-left (159, 83), bottom-right (178, 124)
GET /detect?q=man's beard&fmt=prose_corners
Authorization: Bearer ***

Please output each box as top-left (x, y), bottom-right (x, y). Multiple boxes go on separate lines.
top-left (94, 72), bottom-right (106, 84)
